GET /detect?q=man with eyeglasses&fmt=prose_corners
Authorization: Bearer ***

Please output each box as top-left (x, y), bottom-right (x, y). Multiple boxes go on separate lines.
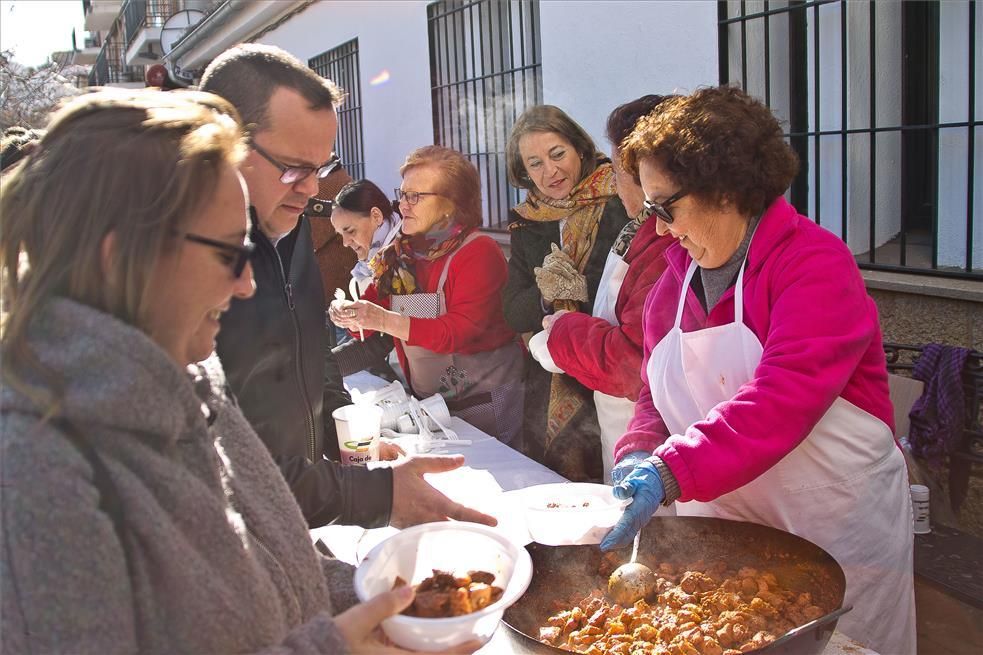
top-left (200, 44), bottom-right (495, 534)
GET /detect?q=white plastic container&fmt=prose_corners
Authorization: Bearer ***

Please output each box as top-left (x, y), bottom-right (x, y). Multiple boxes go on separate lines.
top-left (353, 522), bottom-right (533, 652)
top-left (911, 484), bottom-right (931, 534)
top-left (520, 482), bottom-right (630, 546)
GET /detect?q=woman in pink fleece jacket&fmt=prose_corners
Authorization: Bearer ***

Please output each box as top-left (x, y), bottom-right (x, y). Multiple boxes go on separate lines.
top-left (601, 87), bottom-right (915, 655)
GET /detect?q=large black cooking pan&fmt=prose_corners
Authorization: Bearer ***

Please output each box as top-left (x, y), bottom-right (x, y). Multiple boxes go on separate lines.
top-left (503, 516), bottom-right (850, 655)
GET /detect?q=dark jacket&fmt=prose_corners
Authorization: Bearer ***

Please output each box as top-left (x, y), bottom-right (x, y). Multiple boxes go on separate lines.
top-left (504, 196), bottom-right (630, 481)
top-left (332, 332), bottom-right (398, 380)
top-left (217, 210), bottom-right (392, 529)
top-left (503, 196), bottom-right (630, 334)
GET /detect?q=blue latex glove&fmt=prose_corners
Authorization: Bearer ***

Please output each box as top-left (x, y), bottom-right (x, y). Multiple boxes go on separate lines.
top-left (610, 450), bottom-right (651, 486)
top-left (600, 458), bottom-right (666, 552)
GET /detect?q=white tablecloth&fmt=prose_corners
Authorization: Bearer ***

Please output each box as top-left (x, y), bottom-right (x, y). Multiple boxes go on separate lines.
top-left (310, 416), bottom-right (566, 565)
top-left (320, 374), bottom-right (877, 655)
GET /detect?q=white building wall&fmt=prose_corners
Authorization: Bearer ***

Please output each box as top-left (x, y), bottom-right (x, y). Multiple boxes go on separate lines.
top-left (845, 0), bottom-right (902, 256)
top-left (256, 1), bottom-right (433, 195)
top-left (256, 0), bottom-right (720, 201)
top-left (539, 0), bottom-right (718, 150)
top-left (937, 0), bottom-right (983, 270)
top-left (253, 0), bottom-right (976, 272)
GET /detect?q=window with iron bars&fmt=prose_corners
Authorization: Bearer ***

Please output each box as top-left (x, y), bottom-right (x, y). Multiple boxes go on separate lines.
top-left (719, 0), bottom-right (981, 280)
top-left (309, 39), bottom-right (365, 181)
top-left (428, 0), bottom-right (543, 231)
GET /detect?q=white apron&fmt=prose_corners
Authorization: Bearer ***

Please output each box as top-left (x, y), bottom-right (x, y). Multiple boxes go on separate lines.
top-left (390, 232), bottom-right (525, 444)
top-left (591, 250), bottom-right (636, 483)
top-left (645, 257), bottom-right (915, 655)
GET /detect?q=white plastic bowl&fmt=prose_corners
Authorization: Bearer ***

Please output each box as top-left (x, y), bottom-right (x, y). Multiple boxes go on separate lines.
top-left (353, 522), bottom-right (533, 652)
top-left (521, 482), bottom-right (630, 546)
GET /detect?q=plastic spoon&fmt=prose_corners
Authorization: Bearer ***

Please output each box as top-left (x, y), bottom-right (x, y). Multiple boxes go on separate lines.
top-left (334, 288), bottom-right (364, 341)
top-left (405, 398), bottom-right (434, 453)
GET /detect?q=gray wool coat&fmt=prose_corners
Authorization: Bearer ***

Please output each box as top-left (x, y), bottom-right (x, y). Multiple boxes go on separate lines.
top-left (0, 298), bottom-right (357, 654)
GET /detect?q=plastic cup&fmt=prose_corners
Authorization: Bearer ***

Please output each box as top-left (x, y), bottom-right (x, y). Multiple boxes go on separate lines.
top-left (418, 393), bottom-right (451, 427)
top-left (333, 404), bottom-right (383, 465)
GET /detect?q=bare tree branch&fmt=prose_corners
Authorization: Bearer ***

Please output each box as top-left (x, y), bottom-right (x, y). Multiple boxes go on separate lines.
top-left (0, 49), bottom-right (84, 131)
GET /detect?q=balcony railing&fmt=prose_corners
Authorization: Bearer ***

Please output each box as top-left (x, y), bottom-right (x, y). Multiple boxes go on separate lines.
top-left (122, 0), bottom-right (174, 48)
top-left (88, 32), bottom-right (144, 85)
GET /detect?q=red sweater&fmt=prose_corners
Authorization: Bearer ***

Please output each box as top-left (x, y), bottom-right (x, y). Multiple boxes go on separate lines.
top-left (362, 234), bottom-right (517, 389)
top-left (547, 219), bottom-right (674, 400)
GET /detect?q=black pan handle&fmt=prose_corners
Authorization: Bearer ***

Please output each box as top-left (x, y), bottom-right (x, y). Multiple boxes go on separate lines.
top-left (762, 605), bottom-right (853, 651)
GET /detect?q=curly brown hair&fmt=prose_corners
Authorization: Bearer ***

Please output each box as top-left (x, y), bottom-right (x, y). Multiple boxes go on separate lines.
top-left (620, 86), bottom-right (799, 217)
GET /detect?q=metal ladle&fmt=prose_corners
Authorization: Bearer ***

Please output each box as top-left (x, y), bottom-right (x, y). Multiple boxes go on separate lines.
top-left (607, 529), bottom-right (657, 605)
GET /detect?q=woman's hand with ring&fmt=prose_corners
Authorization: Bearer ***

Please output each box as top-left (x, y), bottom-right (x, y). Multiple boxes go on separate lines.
top-left (343, 300), bottom-right (387, 333)
top-left (329, 298), bottom-right (360, 329)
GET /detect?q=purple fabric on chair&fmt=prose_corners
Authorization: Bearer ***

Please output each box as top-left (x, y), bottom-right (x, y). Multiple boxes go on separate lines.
top-left (908, 343), bottom-right (972, 468)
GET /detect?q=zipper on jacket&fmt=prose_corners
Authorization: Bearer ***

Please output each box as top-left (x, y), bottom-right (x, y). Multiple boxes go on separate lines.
top-left (272, 247), bottom-right (318, 463)
top-left (244, 525), bottom-right (304, 620)
top-left (284, 282), bottom-right (295, 310)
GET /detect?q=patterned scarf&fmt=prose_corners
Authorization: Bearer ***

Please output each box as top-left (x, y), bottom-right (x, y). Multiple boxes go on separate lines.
top-left (352, 216), bottom-right (400, 290)
top-left (511, 160), bottom-right (618, 449)
top-left (370, 219), bottom-right (471, 299)
top-left (510, 160), bottom-right (617, 279)
top-left (610, 205), bottom-right (651, 257)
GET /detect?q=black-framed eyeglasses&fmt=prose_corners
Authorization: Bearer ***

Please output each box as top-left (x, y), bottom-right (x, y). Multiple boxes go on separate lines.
top-left (394, 188), bottom-right (442, 206)
top-left (643, 189), bottom-right (688, 224)
top-left (182, 232), bottom-right (256, 278)
top-left (252, 142), bottom-right (342, 185)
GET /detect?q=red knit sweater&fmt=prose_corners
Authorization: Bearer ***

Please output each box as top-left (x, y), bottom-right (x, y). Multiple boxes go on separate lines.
top-left (361, 234), bottom-right (517, 389)
top-left (547, 219), bottom-right (674, 400)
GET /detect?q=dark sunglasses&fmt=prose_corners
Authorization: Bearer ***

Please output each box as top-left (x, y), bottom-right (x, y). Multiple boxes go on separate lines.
top-left (252, 142), bottom-right (342, 185)
top-left (643, 189), bottom-right (688, 224)
top-left (183, 232), bottom-right (256, 278)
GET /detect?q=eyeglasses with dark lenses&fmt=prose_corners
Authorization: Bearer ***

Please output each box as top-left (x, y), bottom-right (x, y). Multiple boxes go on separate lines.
top-left (394, 188), bottom-right (442, 206)
top-left (183, 232), bottom-right (256, 278)
top-left (252, 142), bottom-right (342, 185)
top-left (643, 189), bottom-right (688, 224)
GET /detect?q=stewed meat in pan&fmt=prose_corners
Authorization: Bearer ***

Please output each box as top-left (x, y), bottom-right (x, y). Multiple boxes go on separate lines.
top-left (537, 554), bottom-right (825, 655)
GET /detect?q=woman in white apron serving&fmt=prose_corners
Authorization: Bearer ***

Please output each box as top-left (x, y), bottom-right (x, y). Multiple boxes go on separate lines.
top-left (533, 95), bottom-right (676, 483)
top-left (330, 146), bottom-right (525, 444)
top-left (600, 87), bottom-right (915, 655)
top-left (328, 179), bottom-right (403, 378)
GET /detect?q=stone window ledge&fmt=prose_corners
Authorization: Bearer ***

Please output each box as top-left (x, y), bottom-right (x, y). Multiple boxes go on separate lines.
top-left (863, 269), bottom-right (983, 303)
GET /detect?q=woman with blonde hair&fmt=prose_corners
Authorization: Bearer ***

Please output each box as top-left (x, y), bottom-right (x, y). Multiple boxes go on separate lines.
top-left (331, 146), bottom-right (524, 444)
top-left (504, 105), bottom-right (630, 480)
top-left (0, 89), bottom-right (472, 654)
